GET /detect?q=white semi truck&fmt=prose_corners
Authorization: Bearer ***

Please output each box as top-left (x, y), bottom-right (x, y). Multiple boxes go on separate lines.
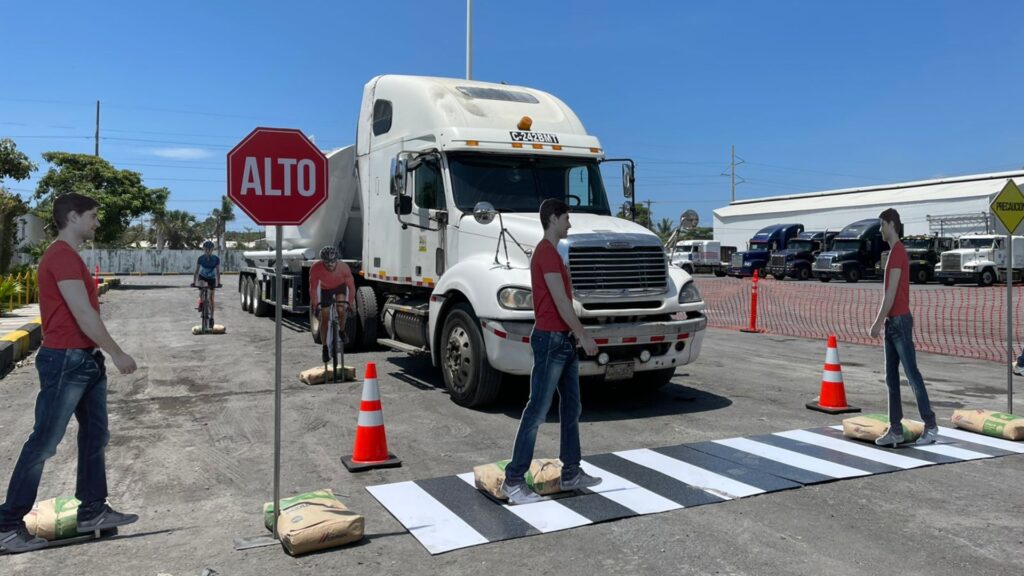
top-left (935, 233), bottom-right (1024, 286)
top-left (669, 240), bottom-right (726, 276)
top-left (239, 75), bottom-right (707, 407)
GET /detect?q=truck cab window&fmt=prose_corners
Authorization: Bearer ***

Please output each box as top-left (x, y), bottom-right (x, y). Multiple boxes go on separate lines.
top-left (413, 159), bottom-right (446, 210)
top-left (567, 166), bottom-right (594, 208)
top-left (373, 100), bottom-right (393, 136)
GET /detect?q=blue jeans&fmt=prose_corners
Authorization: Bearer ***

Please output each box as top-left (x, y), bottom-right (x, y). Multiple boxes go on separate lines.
top-left (505, 330), bottom-right (583, 484)
top-left (0, 347), bottom-right (110, 530)
top-left (884, 314), bottom-right (936, 429)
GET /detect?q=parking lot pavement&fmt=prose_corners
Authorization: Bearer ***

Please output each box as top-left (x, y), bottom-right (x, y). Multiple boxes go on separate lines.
top-left (0, 275), bottom-right (1021, 575)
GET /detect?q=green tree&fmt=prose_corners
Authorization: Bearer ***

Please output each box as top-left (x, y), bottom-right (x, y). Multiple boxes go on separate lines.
top-left (0, 138), bottom-right (37, 274)
top-left (655, 218), bottom-right (674, 243)
top-left (211, 195), bottom-right (235, 250)
top-left (616, 202), bottom-right (653, 230)
top-left (33, 152), bottom-right (169, 245)
top-left (158, 209), bottom-right (203, 249)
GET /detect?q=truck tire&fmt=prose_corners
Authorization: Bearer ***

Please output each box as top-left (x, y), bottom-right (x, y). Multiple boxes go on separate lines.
top-left (355, 286), bottom-right (379, 350)
top-left (941, 278), bottom-right (955, 286)
top-left (818, 275), bottom-right (831, 283)
top-left (713, 269), bottom-right (726, 277)
top-left (635, 367), bottom-right (676, 393)
top-left (253, 280), bottom-right (272, 317)
top-left (797, 266), bottom-right (811, 281)
top-left (309, 306), bottom-right (322, 344)
top-left (913, 267), bottom-right (929, 284)
top-left (771, 272), bottom-right (786, 281)
top-left (844, 267), bottom-right (861, 283)
top-left (239, 276), bottom-right (249, 311)
top-left (978, 268), bottom-right (995, 287)
top-left (244, 277), bottom-right (255, 313)
top-left (441, 303), bottom-right (502, 408)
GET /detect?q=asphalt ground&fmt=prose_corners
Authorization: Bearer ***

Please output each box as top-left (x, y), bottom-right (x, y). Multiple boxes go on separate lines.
top-left (0, 275), bottom-right (1021, 576)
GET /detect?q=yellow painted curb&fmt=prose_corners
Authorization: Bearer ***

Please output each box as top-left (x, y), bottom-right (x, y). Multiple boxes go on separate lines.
top-left (1, 330), bottom-right (30, 358)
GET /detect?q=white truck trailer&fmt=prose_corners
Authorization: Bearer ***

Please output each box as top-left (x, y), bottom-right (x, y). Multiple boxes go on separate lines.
top-left (669, 240), bottom-right (725, 276)
top-left (239, 75), bottom-right (707, 407)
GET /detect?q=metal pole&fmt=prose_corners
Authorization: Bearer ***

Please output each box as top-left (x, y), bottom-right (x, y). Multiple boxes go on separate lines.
top-left (731, 144), bottom-right (735, 203)
top-left (95, 101), bottom-right (100, 157)
top-left (466, 0), bottom-right (472, 80)
top-left (273, 225), bottom-right (283, 537)
top-left (1009, 231), bottom-right (1015, 414)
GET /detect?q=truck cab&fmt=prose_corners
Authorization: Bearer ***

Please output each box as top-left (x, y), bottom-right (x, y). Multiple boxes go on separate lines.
top-left (726, 224), bottom-right (804, 278)
top-left (767, 230), bottom-right (837, 281)
top-left (877, 235), bottom-right (953, 284)
top-left (813, 219), bottom-right (888, 283)
top-left (670, 240), bottom-right (722, 276)
top-left (935, 234), bottom-right (1024, 286)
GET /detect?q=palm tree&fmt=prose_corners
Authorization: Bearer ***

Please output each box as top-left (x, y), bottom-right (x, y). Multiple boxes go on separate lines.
top-left (656, 218), bottom-right (675, 243)
top-left (159, 210), bottom-right (203, 249)
top-left (211, 195), bottom-right (235, 250)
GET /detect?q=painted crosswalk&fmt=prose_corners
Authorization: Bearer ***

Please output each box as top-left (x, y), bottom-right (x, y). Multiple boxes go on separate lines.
top-left (366, 426), bottom-right (1020, 554)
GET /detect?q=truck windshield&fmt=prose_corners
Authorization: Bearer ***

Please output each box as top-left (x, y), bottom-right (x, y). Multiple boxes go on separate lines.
top-left (831, 239), bottom-right (861, 252)
top-left (787, 240), bottom-right (814, 252)
top-left (904, 239), bottom-right (932, 251)
top-left (959, 238), bottom-right (995, 249)
top-left (448, 153), bottom-right (611, 215)
top-left (749, 241), bottom-right (770, 250)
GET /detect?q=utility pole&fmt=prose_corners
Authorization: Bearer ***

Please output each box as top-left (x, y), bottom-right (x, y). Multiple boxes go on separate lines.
top-left (645, 199), bottom-right (653, 229)
top-left (724, 144), bottom-right (744, 203)
top-left (466, 0), bottom-right (473, 80)
top-left (94, 101), bottom-right (100, 157)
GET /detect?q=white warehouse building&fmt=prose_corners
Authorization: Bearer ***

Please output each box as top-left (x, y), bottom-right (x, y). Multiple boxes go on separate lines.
top-left (712, 170), bottom-right (1024, 250)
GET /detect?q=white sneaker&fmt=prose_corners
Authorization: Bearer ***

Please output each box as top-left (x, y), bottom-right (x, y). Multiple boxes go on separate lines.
top-left (1014, 362), bottom-right (1024, 376)
top-left (500, 479), bottom-right (545, 505)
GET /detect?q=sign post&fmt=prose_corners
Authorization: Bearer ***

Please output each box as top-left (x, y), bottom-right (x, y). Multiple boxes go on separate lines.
top-left (990, 179), bottom-right (1024, 414)
top-left (227, 128), bottom-right (328, 540)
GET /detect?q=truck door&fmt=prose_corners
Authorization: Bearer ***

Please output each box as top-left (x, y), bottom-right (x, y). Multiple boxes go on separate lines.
top-left (410, 157), bottom-right (447, 279)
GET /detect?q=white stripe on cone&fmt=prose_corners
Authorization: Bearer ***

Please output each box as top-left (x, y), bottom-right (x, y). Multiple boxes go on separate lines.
top-left (821, 369), bottom-right (843, 384)
top-left (361, 377), bottom-right (381, 402)
top-left (358, 410), bottom-right (384, 427)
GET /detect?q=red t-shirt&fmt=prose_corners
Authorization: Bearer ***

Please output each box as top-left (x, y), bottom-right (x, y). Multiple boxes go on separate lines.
top-left (38, 240), bottom-right (99, 349)
top-left (308, 261), bottom-right (355, 306)
top-left (885, 241), bottom-right (911, 317)
top-left (531, 239), bottom-right (572, 332)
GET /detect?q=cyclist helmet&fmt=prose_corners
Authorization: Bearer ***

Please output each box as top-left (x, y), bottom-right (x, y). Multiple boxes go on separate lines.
top-left (202, 240), bottom-right (215, 249)
top-left (319, 245), bottom-right (338, 262)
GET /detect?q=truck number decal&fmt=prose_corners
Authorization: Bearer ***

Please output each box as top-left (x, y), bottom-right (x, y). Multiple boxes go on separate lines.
top-left (509, 131), bottom-right (559, 144)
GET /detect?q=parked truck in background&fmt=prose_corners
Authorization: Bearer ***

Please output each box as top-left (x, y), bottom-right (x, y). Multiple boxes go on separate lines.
top-left (726, 224), bottom-right (804, 278)
top-left (876, 235), bottom-right (954, 284)
top-left (813, 219), bottom-right (889, 283)
top-left (670, 240), bottom-right (726, 276)
top-left (935, 233), bottom-right (1024, 286)
top-left (766, 230), bottom-right (837, 280)
top-left (238, 75), bottom-right (708, 407)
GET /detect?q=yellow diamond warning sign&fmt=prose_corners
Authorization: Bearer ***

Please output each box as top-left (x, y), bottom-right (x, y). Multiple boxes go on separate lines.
top-left (991, 180), bottom-right (1024, 235)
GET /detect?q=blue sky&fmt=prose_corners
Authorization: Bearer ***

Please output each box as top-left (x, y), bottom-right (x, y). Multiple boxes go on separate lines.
top-left (2, 0), bottom-right (1021, 232)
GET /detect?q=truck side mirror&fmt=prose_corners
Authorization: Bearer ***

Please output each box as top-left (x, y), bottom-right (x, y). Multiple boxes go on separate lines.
top-left (390, 157), bottom-right (408, 196)
top-left (621, 164), bottom-right (634, 199)
top-left (394, 194), bottom-right (412, 215)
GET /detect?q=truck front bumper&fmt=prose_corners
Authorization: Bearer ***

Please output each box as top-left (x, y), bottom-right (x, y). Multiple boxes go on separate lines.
top-left (479, 315), bottom-right (707, 377)
top-left (936, 271), bottom-right (975, 281)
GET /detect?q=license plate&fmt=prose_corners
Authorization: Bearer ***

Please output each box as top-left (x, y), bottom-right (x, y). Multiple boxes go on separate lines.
top-left (605, 362), bottom-right (634, 381)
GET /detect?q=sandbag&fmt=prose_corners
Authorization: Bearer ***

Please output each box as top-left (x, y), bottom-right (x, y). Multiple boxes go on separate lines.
top-left (951, 409), bottom-right (1024, 441)
top-left (23, 496), bottom-right (82, 540)
top-left (298, 365), bottom-right (355, 385)
top-left (473, 458), bottom-right (563, 500)
top-left (263, 489), bottom-right (364, 555)
top-left (842, 414), bottom-right (925, 442)
top-left (191, 324), bottom-right (226, 335)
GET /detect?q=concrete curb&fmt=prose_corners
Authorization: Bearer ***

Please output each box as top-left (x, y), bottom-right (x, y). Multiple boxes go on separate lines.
top-left (0, 317), bottom-right (43, 378)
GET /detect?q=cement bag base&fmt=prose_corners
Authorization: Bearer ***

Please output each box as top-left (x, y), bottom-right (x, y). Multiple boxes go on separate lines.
top-left (474, 458), bottom-right (563, 501)
top-left (23, 496), bottom-right (83, 540)
top-left (263, 488), bottom-right (363, 555)
top-left (192, 324), bottom-right (226, 335)
top-left (843, 414), bottom-right (924, 443)
top-left (951, 409), bottom-right (1024, 440)
top-left (299, 365), bottom-right (356, 385)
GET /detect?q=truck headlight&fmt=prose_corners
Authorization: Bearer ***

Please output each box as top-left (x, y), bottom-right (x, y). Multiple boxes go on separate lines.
top-left (679, 281), bottom-right (702, 304)
top-left (498, 287), bottom-right (533, 310)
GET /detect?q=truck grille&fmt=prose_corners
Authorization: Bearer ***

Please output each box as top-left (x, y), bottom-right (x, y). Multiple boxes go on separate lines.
top-left (814, 255), bottom-right (833, 270)
top-left (730, 253), bottom-right (743, 268)
top-left (941, 253), bottom-right (961, 271)
top-left (770, 255), bottom-right (786, 268)
top-left (568, 245), bottom-right (667, 295)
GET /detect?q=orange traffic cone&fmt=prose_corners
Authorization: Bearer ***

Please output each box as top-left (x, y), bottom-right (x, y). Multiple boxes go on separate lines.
top-left (806, 335), bottom-right (861, 414)
top-left (342, 362), bottom-right (402, 472)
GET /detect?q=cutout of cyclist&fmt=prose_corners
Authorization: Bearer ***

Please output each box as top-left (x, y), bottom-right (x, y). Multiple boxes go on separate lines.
top-left (309, 245), bottom-right (356, 363)
top-left (191, 241), bottom-right (222, 324)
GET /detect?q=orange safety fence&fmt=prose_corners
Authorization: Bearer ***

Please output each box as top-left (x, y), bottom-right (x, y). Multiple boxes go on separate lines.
top-left (696, 277), bottom-right (1024, 364)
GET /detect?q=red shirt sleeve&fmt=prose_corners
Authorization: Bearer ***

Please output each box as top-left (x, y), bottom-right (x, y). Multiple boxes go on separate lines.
top-left (50, 248), bottom-right (89, 283)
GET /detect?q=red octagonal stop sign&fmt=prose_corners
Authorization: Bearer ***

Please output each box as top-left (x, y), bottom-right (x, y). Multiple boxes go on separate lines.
top-left (227, 127), bottom-right (328, 225)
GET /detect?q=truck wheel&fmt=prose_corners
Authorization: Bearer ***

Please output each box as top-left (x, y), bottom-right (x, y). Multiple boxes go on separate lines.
top-left (844, 267), bottom-right (861, 283)
top-left (713, 269), bottom-right (726, 277)
top-left (635, 367), bottom-right (676, 393)
top-left (797, 266), bottom-right (811, 281)
top-left (941, 278), bottom-right (955, 286)
top-left (441, 303), bottom-right (502, 408)
top-left (355, 286), bottom-right (378, 350)
top-left (253, 280), bottom-right (272, 317)
top-left (818, 275), bottom-right (831, 283)
top-left (913, 268), bottom-right (929, 284)
top-left (978, 268), bottom-right (995, 287)
top-left (771, 272), bottom-right (786, 281)
top-left (239, 277), bottom-right (249, 311)
top-left (309, 306), bottom-right (322, 344)
top-left (244, 277), bottom-right (256, 313)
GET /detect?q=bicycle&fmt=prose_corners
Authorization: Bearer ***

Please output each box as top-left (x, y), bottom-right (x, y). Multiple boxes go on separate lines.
top-left (192, 282), bottom-right (222, 334)
top-left (320, 299), bottom-right (351, 382)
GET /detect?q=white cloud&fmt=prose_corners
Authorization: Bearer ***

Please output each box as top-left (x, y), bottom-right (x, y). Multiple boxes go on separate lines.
top-left (151, 147), bottom-right (213, 160)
